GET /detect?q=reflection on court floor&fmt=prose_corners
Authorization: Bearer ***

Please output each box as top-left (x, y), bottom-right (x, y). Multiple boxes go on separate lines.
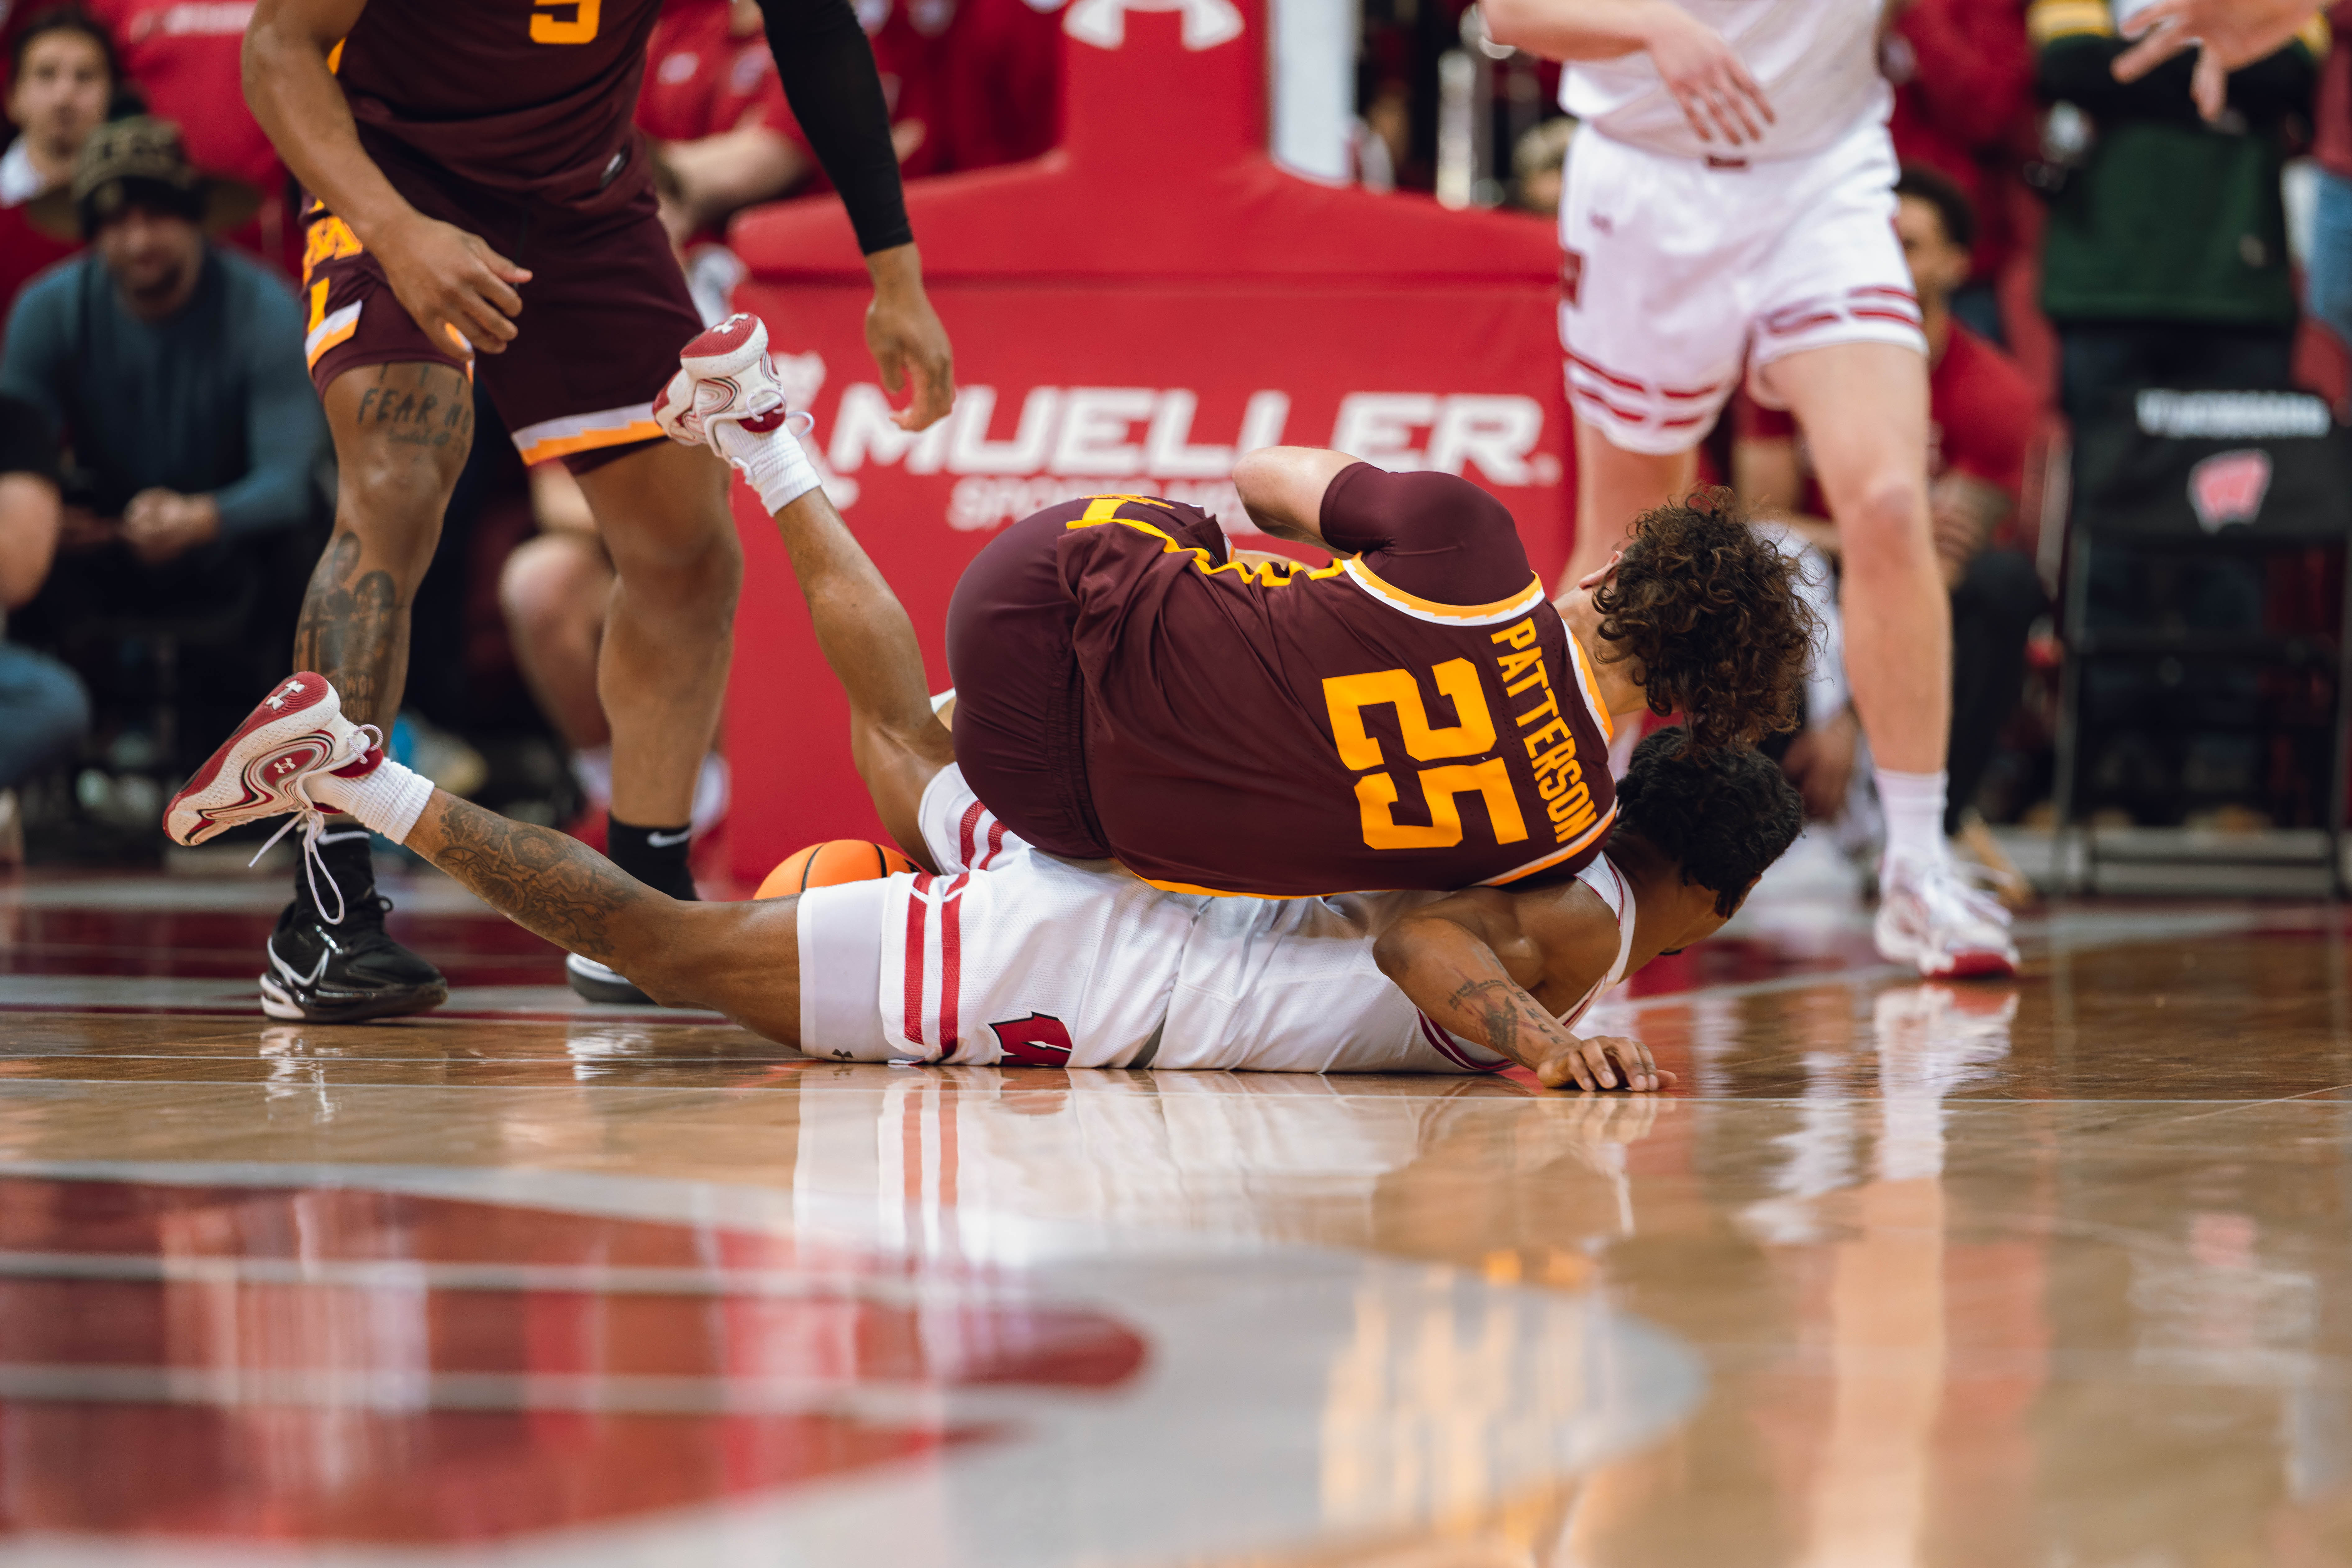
top-left (3, 871), bottom-right (2351, 1565)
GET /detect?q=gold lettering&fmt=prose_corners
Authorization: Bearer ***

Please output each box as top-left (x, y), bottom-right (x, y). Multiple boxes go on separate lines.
top-left (1324, 659), bottom-right (1496, 771)
top-left (1490, 616), bottom-right (1538, 650)
top-left (530, 0), bottom-right (601, 44)
top-left (1353, 759), bottom-right (1528, 849)
top-left (1514, 687), bottom-right (1560, 726)
top-left (1521, 718), bottom-right (1572, 756)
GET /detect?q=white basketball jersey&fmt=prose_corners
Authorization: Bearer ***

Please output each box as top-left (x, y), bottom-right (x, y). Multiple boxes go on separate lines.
top-left (855, 767), bottom-right (1642, 1074)
top-left (1561, 0), bottom-right (1890, 162)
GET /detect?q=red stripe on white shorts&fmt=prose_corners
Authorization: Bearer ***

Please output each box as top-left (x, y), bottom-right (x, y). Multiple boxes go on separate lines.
top-left (938, 874), bottom-right (967, 1054)
top-left (903, 872), bottom-right (933, 1047)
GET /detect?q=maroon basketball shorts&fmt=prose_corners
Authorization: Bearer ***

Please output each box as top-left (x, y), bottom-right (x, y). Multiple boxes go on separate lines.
top-left (946, 499), bottom-right (1234, 862)
top-left (947, 506), bottom-right (1111, 861)
top-left (298, 156), bottom-right (702, 474)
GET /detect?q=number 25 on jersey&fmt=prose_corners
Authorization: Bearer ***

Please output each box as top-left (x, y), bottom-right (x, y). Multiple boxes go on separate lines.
top-left (1322, 660), bottom-right (1527, 851)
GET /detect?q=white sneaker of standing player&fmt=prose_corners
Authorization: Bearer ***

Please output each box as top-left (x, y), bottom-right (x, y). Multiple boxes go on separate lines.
top-left (653, 313), bottom-right (825, 516)
top-left (1874, 854), bottom-right (2019, 979)
top-left (162, 672), bottom-right (385, 926)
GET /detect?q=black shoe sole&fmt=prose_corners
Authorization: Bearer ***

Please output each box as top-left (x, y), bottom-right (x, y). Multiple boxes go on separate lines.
top-left (259, 974), bottom-right (450, 1024)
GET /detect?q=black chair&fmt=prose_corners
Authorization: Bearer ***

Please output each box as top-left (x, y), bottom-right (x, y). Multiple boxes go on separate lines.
top-left (2051, 389), bottom-right (2352, 895)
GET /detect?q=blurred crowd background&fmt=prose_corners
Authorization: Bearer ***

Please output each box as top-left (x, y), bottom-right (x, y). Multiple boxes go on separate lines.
top-left (1, 0), bottom-right (2346, 888)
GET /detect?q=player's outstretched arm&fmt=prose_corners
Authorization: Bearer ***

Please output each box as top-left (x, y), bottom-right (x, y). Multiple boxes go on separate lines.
top-left (243, 0), bottom-right (531, 354)
top-left (1482, 0), bottom-right (1772, 144)
top-left (402, 788), bottom-right (805, 1043)
top-left (1373, 894), bottom-right (1672, 1092)
top-left (1231, 447), bottom-right (1359, 545)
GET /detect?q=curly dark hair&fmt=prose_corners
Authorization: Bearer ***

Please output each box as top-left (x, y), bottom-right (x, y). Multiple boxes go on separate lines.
top-left (1592, 488), bottom-right (1817, 752)
top-left (1615, 728), bottom-right (1803, 916)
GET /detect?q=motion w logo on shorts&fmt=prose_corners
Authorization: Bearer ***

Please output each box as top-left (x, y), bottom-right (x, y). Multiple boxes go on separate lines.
top-left (989, 1014), bottom-right (1074, 1066)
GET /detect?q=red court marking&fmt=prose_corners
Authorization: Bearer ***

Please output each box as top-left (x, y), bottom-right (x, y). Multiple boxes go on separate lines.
top-left (0, 1177), bottom-right (1146, 1544)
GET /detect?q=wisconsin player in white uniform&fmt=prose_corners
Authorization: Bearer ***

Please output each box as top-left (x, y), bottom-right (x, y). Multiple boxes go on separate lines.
top-left (162, 337), bottom-right (1807, 1091)
top-left (1486, 0), bottom-right (2017, 979)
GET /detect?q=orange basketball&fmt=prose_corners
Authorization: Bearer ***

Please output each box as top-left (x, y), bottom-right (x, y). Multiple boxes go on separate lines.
top-left (754, 839), bottom-right (918, 899)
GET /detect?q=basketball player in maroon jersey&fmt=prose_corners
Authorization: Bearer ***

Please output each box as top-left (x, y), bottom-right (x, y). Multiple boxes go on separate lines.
top-left (946, 449), bottom-right (1815, 898)
top-left (166, 321), bottom-right (1809, 1088)
top-left (238, 0), bottom-right (952, 1019)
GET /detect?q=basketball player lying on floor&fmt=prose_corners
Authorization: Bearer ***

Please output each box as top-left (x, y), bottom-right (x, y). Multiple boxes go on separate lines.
top-left (164, 435), bottom-right (1804, 1096)
top-left (683, 316), bottom-right (1815, 907)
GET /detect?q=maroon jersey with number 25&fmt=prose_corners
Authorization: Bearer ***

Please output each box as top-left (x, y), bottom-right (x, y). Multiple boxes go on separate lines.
top-left (1057, 466), bottom-right (1618, 898)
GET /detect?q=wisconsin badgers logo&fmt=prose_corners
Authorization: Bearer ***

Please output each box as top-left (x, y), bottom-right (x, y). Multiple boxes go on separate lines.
top-left (2188, 449), bottom-right (2272, 532)
top-left (989, 1013), bottom-right (1074, 1066)
top-left (1560, 249), bottom-right (1584, 309)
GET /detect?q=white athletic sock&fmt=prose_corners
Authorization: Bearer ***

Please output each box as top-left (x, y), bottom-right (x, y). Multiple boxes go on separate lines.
top-left (715, 416), bottom-right (823, 516)
top-left (311, 758), bottom-right (434, 845)
top-left (1875, 766), bottom-right (1949, 872)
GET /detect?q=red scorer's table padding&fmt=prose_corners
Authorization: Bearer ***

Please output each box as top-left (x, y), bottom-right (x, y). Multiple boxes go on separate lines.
top-left (723, 0), bottom-right (1568, 879)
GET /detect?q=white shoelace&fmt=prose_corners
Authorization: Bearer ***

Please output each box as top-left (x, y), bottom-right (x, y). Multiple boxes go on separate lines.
top-left (247, 722), bottom-right (384, 927)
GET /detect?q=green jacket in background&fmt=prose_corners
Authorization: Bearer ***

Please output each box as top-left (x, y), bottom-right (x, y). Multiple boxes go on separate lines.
top-left (2031, 0), bottom-right (2322, 327)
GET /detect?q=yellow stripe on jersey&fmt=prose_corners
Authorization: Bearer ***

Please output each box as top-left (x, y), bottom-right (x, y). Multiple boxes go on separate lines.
top-left (1484, 801), bottom-right (1619, 886)
top-left (1064, 495), bottom-right (1346, 586)
top-left (1339, 557), bottom-right (1549, 627)
top-left (2027, 0), bottom-right (2114, 45)
top-left (1564, 627), bottom-right (1616, 743)
top-left (2299, 14), bottom-right (2332, 57)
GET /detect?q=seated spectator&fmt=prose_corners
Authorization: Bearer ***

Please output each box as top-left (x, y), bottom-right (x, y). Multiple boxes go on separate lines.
top-left (1734, 166), bottom-right (2047, 900)
top-left (0, 387), bottom-right (89, 858)
top-left (86, 0), bottom-right (298, 273)
top-left (2031, 0), bottom-right (2323, 425)
top-left (1, 6), bottom-right (114, 337)
top-left (935, 0), bottom-right (1060, 171)
top-left (1, 117), bottom-right (325, 772)
top-left (638, 0), bottom-right (812, 241)
top-left (1882, 0), bottom-right (2035, 344)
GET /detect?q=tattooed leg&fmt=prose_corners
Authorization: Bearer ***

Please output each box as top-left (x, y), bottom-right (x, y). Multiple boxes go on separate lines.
top-left (302, 363), bottom-right (476, 725)
top-left (404, 789), bottom-right (805, 1044)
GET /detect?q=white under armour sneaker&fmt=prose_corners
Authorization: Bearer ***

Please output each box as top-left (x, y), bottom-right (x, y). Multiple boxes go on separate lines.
top-left (165, 674), bottom-right (379, 848)
top-left (652, 312), bottom-right (791, 448)
top-left (1874, 854), bottom-right (2020, 979)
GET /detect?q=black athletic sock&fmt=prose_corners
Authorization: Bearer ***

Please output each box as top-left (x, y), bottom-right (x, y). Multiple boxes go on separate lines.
top-left (608, 816), bottom-right (698, 901)
top-left (293, 817), bottom-right (379, 917)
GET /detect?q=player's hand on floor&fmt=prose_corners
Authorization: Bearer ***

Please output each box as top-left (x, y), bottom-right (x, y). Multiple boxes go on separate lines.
top-left (863, 243), bottom-right (954, 432)
top-left (1642, 5), bottom-right (1774, 146)
top-left (1536, 1034), bottom-right (1676, 1094)
top-left (377, 211), bottom-right (531, 356)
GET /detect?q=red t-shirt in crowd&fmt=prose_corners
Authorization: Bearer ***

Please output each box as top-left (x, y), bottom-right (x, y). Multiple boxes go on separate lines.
top-left (935, 0), bottom-right (1060, 169)
top-left (638, 0), bottom-right (792, 143)
top-left (1738, 322), bottom-right (2040, 507)
top-left (87, 0), bottom-right (297, 270)
top-left (1882, 0), bottom-right (2034, 282)
top-left (2315, 3), bottom-right (2352, 181)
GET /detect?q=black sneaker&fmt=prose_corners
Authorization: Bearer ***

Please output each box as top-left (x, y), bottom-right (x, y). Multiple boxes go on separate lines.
top-left (565, 952), bottom-right (658, 1006)
top-left (261, 892), bottom-right (449, 1023)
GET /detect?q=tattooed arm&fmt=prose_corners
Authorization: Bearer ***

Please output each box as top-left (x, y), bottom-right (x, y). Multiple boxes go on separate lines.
top-left (1373, 889), bottom-right (1671, 1092)
top-left (404, 790), bottom-right (805, 1044)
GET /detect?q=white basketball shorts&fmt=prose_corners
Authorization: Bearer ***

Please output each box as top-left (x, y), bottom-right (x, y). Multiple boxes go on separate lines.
top-left (793, 766), bottom-right (1506, 1075)
top-left (1558, 118), bottom-right (1926, 455)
